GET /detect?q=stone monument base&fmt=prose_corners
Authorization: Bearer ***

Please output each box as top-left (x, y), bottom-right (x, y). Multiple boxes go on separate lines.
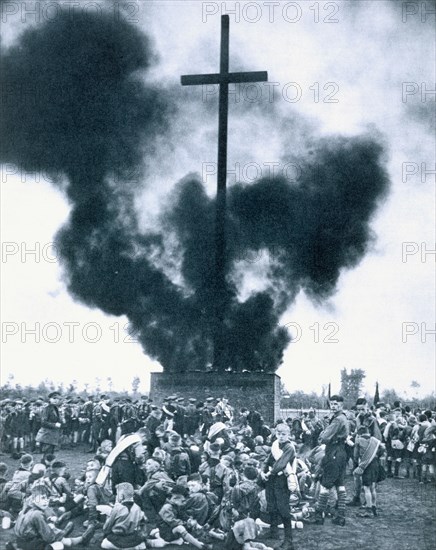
top-left (150, 371), bottom-right (281, 425)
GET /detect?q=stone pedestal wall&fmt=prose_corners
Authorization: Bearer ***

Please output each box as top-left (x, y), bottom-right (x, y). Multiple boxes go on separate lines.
top-left (150, 371), bottom-right (280, 425)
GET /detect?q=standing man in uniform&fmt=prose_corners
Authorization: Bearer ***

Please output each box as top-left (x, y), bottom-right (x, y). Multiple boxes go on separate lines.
top-left (91, 395), bottom-right (111, 451)
top-left (35, 392), bottom-right (63, 456)
top-left (120, 397), bottom-right (138, 435)
top-left (173, 397), bottom-right (186, 436)
top-left (145, 406), bottom-right (162, 455)
top-left (184, 398), bottom-right (200, 436)
top-left (137, 396), bottom-right (152, 427)
top-left (314, 395), bottom-right (349, 526)
top-left (200, 398), bottom-right (215, 437)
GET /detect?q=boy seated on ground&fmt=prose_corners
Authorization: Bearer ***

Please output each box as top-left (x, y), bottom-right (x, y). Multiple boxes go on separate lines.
top-left (184, 473), bottom-right (218, 526)
top-left (183, 473), bottom-right (224, 542)
top-left (0, 462), bottom-right (10, 511)
top-left (27, 463), bottom-right (47, 489)
top-left (156, 485), bottom-right (213, 549)
top-left (101, 482), bottom-right (146, 550)
top-left (84, 466), bottom-right (113, 526)
top-left (48, 462), bottom-right (87, 527)
top-left (225, 518), bottom-right (274, 550)
top-left (252, 437), bottom-right (270, 461)
top-left (229, 466), bottom-right (261, 521)
top-left (137, 457), bottom-right (174, 528)
top-left (2, 454), bottom-right (34, 515)
top-left (7, 484), bottom-right (95, 550)
top-left (47, 461), bottom-right (73, 512)
top-left (41, 454), bottom-right (57, 472)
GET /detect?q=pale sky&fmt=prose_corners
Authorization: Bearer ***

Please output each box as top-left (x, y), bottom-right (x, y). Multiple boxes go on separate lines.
top-left (1, 1), bottom-right (435, 399)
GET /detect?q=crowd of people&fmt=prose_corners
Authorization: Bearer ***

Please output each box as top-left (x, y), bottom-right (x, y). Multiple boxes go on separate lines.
top-left (0, 391), bottom-right (435, 550)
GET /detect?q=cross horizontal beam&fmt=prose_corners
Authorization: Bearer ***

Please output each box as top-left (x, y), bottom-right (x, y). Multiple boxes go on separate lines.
top-left (181, 70), bottom-right (268, 86)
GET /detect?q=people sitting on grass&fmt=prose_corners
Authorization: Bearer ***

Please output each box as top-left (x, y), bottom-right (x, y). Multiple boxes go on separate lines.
top-left (101, 482), bottom-right (145, 550)
top-left (0, 392), bottom-right (434, 550)
top-left (7, 484), bottom-right (95, 550)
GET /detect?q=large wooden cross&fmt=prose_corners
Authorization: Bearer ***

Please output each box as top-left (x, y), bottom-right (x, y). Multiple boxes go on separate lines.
top-left (181, 15), bottom-right (268, 371)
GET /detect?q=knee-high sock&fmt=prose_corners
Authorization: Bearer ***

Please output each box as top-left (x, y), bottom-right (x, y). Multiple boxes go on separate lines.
top-left (370, 485), bottom-right (377, 507)
top-left (337, 488), bottom-right (347, 518)
top-left (282, 517), bottom-right (293, 542)
top-left (353, 474), bottom-right (362, 499)
top-left (363, 487), bottom-right (372, 508)
top-left (316, 490), bottom-right (329, 513)
top-left (387, 459), bottom-right (392, 475)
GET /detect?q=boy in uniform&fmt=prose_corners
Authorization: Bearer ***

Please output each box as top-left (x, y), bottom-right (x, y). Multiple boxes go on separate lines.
top-left (314, 395), bottom-right (349, 527)
top-left (101, 482), bottom-right (146, 550)
top-left (9, 485), bottom-right (95, 550)
top-left (261, 422), bottom-right (296, 550)
top-left (157, 485), bottom-right (212, 549)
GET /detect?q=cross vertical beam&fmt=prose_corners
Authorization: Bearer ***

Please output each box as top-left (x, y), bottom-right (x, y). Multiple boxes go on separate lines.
top-left (181, 15), bottom-right (268, 371)
top-left (215, 15), bottom-right (229, 373)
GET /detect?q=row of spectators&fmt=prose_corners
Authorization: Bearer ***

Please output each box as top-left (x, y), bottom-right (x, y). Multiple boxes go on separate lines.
top-left (0, 392), bottom-right (435, 550)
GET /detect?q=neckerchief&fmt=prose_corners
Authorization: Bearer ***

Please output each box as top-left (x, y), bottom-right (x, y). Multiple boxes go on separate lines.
top-left (358, 435), bottom-right (380, 471)
top-left (383, 421), bottom-right (392, 441)
top-left (270, 440), bottom-right (299, 493)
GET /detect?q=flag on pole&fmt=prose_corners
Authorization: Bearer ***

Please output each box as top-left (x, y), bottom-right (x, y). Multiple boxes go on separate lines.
top-left (374, 381), bottom-right (380, 405)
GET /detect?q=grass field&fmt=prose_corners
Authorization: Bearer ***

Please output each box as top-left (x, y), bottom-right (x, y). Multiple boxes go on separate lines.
top-left (0, 447), bottom-right (435, 550)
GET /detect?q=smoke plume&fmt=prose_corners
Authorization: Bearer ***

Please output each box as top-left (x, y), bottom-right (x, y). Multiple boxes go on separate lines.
top-left (0, 10), bottom-right (390, 373)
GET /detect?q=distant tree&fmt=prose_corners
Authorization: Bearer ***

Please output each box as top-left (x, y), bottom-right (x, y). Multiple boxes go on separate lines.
top-left (410, 380), bottom-right (421, 401)
top-left (107, 377), bottom-right (113, 393)
top-left (281, 390), bottom-right (324, 410)
top-left (36, 381), bottom-right (49, 396)
top-left (5, 374), bottom-right (14, 388)
top-left (381, 388), bottom-right (402, 406)
top-left (67, 380), bottom-right (78, 393)
top-left (131, 376), bottom-right (141, 396)
top-left (280, 381), bottom-right (290, 398)
top-left (340, 368), bottom-right (366, 408)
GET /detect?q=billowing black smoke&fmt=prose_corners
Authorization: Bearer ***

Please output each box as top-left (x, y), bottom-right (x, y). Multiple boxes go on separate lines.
top-left (163, 135), bottom-right (390, 371)
top-left (0, 11), bottom-right (390, 373)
